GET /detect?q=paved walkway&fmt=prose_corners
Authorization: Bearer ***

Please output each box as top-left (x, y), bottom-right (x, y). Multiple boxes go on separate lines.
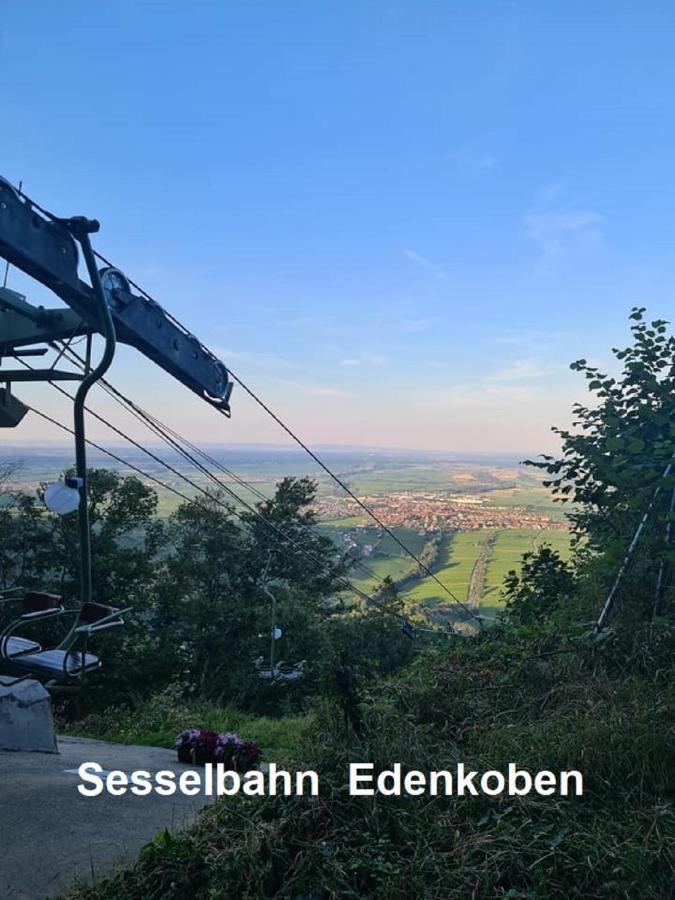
top-left (0, 735), bottom-right (214, 899)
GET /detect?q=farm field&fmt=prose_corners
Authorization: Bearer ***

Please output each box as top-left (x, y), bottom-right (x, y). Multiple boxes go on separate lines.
top-left (404, 531), bottom-right (495, 607)
top-left (480, 487), bottom-right (568, 521)
top-left (479, 528), bottom-right (572, 617)
top-left (334, 525), bottom-right (572, 625)
top-left (2, 444), bottom-right (572, 625)
top-left (327, 525), bottom-right (431, 593)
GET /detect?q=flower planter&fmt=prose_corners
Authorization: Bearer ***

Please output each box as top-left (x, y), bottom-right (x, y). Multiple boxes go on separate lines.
top-left (175, 728), bottom-right (262, 770)
top-left (177, 747), bottom-right (218, 766)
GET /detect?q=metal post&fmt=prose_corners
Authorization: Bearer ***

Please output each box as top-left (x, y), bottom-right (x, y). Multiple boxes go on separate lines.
top-left (259, 553), bottom-right (278, 675)
top-left (68, 218), bottom-right (116, 607)
top-left (265, 584), bottom-right (278, 674)
top-left (596, 461), bottom-right (673, 631)
top-left (653, 483), bottom-right (675, 620)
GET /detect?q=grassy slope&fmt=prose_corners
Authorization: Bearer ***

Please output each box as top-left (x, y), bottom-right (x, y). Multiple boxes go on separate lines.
top-left (64, 623), bottom-right (675, 900)
top-left (61, 689), bottom-right (309, 765)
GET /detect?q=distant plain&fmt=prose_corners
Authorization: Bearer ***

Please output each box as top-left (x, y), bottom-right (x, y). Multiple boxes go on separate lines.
top-left (0, 444), bottom-right (571, 621)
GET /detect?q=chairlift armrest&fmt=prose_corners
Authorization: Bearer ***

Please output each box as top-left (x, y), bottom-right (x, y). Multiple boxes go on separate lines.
top-left (20, 606), bottom-right (65, 621)
top-left (74, 606), bottom-right (132, 634)
top-left (0, 604), bottom-right (64, 660)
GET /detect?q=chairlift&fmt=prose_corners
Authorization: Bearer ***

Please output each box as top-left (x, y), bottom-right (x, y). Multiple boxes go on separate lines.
top-left (0, 591), bottom-right (130, 686)
top-left (254, 558), bottom-right (305, 684)
top-left (0, 182), bottom-right (233, 688)
top-left (255, 657), bottom-right (306, 684)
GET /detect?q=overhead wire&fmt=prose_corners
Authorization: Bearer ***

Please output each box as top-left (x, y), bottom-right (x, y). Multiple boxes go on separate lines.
top-left (16, 354), bottom-right (405, 624)
top-left (227, 370), bottom-right (482, 624)
top-left (53, 342), bottom-right (416, 594)
top-left (57, 343), bottom-right (452, 620)
top-left (22, 402), bottom-right (192, 503)
top-left (12, 181), bottom-right (476, 627)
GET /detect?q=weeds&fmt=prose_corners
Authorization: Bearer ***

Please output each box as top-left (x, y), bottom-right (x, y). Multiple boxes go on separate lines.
top-left (59, 683), bottom-right (310, 764)
top-left (63, 628), bottom-right (674, 900)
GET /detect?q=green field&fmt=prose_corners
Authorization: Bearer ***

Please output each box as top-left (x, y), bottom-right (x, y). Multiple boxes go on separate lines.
top-left (341, 525), bottom-right (431, 593)
top-left (480, 487), bottom-right (568, 520)
top-left (479, 528), bottom-right (572, 616)
top-left (404, 531), bottom-right (495, 605)
top-left (330, 524), bottom-right (572, 624)
top-left (323, 515), bottom-right (369, 527)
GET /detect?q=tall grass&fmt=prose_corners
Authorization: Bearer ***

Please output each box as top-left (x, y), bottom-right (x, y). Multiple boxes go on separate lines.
top-left (60, 684), bottom-right (310, 764)
top-left (64, 625), bottom-right (674, 899)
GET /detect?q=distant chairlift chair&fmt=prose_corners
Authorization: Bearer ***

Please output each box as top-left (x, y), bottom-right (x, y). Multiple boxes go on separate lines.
top-left (0, 591), bottom-right (130, 687)
top-left (255, 657), bottom-right (306, 684)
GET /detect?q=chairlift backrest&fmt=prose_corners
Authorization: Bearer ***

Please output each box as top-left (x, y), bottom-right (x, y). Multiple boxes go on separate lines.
top-left (23, 592), bottom-right (62, 616)
top-left (78, 601), bottom-right (125, 632)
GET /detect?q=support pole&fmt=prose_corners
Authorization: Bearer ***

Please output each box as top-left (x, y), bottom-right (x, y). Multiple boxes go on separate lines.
top-left (653, 484), bottom-right (675, 621)
top-left (260, 554), bottom-right (277, 675)
top-left (68, 218), bottom-right (116, 607)
top-left (596, 461), bottom-right (673, 631)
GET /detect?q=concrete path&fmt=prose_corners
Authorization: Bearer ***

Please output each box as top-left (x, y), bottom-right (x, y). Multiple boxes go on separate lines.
top-left (0, 735), bottom-right (214, 899)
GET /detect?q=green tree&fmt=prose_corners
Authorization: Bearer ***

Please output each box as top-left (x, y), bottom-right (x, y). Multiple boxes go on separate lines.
top-left (156, 477), bottom-right (345, 711)
top-left (44, 468), bottom-right (161, 606)
top-left (0, 489), bottom-right (52, 592)
top-left (527, 308), bottom-right (675, 620)
top-left (502, 546), bottom-right (576, 627)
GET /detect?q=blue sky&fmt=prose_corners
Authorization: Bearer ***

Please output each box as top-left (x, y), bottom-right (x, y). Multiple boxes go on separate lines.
top-left (2, 1), bottom-right (675, 453)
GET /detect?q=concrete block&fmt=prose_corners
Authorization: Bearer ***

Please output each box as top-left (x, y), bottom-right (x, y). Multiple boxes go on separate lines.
top-left (0, 677), bottom-right (58, 753)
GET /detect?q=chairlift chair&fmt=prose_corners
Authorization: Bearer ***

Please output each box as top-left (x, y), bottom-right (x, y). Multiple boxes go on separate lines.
top-left (0, 589), bottom-right (62, 686)
top-left (255, 656), bottom-right (306, 684)
top-left (253, 560), bottom-right (306, 684)
top-left (0, 592), bottom-right (130, 686)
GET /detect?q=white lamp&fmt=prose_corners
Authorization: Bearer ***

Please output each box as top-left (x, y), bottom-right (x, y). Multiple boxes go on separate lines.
top-left (44, 479), bottom-right (82, 515)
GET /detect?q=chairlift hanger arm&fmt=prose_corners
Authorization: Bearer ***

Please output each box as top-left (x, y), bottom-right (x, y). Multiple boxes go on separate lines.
top-left (0, 177), bottom-right (232, 412)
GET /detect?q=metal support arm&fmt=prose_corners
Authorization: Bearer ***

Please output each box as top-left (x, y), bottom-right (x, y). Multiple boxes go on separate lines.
top-left (67, 217), bottom-right (117, 607)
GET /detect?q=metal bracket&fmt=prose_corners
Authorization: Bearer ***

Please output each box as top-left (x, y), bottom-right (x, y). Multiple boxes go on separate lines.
top-left (0, 369), bottom-right (82, 382)
top-left (0, 386), bottom-right (28, 427)
top-left (0, 180), bottom-right (231, 410)
top-left (0, 286), bottom-right (86, 350)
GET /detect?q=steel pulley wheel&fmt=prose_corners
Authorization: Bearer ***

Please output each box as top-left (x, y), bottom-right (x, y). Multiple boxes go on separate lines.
top-left (99, 267), bottom-right (130, 309)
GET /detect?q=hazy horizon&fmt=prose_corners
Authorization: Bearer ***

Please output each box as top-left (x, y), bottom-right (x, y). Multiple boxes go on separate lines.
top-left (0, 440), bottom-right (540, 460)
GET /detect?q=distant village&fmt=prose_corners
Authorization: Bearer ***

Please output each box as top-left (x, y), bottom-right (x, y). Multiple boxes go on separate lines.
top-left (313, 490), bottom-right (566, 536)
